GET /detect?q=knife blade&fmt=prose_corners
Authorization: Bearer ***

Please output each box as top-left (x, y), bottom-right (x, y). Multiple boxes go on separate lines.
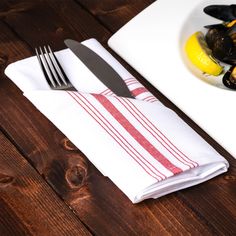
top-left (64, 39), bottom-right (133, 98)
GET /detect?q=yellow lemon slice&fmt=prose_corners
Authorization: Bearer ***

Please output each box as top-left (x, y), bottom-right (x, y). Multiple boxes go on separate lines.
top-left (185, 31), bottom-right (223, 76)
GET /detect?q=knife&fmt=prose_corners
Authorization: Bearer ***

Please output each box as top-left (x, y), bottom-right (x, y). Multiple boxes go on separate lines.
top-left (64, 39), bottom-right (133, 98)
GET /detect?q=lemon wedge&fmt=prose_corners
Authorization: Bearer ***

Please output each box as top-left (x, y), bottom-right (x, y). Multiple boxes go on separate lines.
top-left (185, 31), bottom-right (223, 76)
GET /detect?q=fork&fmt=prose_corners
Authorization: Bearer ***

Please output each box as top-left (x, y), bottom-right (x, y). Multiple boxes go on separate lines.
top-left (35, 45), bottom-right (75, 90)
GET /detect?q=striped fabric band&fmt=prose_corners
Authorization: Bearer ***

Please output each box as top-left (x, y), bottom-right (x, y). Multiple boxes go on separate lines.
top-left (67, 90), bottom-right (199, 180)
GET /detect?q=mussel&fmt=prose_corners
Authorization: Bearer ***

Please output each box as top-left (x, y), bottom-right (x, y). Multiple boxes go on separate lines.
top-left (205, 23), bottom-right (236, 65)
top-left (223, 65), bottom-right (236, 89)
top-left (203, 4), bottom-right (236, 90)
top-left (203, 4), bottom-right (236, 22)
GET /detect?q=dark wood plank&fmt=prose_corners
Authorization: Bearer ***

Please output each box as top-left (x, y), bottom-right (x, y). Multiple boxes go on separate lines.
top-left (0, 0), bottom-right (236, 235)
top-left (0, 131), bottom-right (91, 236)
top-left (0, 0), bottom-right (110, 49)
top-left (77, 0), bottom-right (155, 32)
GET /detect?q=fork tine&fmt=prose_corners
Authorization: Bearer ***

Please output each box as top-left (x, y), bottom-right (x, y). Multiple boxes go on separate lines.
top-left (47, 45), bottom-right (70, 85)
top-left (36, 46), bottom-right (57, 88)
top-left (43, 46), bottom-right (62, 86)
top-left (35, 47), bottom-right (55, 88)
top-left (36, 45), bottom-right (74, 90)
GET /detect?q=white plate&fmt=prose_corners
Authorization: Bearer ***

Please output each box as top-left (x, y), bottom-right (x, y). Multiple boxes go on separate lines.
top-left (108, 0), bottom-right (236, 158)
top-left (180, 0), bottom-right (232, 90)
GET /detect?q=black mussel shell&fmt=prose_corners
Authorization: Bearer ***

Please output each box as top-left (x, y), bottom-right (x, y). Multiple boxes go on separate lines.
top-left (204, 4), bottom-right (236, 22)
top-left (221, 24), bottom-right (236, 64)
top-left (223, 52), bottom-right (236, 65)
top-left (205, 26), bottom-right (234, 63)
top-left (223, 65), bottom-right (236, 90)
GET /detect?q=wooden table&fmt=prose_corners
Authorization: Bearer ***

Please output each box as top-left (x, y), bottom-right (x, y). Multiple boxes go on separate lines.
top-left (0, 1), bottom-right (236, 235)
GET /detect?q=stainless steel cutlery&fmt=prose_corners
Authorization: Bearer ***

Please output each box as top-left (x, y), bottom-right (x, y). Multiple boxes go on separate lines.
top-left (36, 39), bottom-right (133, 98)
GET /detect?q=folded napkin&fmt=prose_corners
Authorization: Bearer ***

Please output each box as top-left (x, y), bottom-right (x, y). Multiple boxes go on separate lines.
top-left (5, 38), bottom-right (229, 203)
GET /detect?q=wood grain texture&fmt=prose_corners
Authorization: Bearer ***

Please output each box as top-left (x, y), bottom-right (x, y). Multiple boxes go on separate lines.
top-left (0, 131), bottom-right (90, 236)
top-left (0, 0), bottom-right (236, 235)
top-left (77, 0), bottom-right (155, 32)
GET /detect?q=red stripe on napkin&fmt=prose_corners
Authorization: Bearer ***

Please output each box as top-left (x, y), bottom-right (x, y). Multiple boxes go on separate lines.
top-left (67, 91), bottom-right (166, 180)
top-left (124, 78), bottom-right (138, 86)
top-left (131, 87), bottom-right (149, 96)
top-left (117, 97), bottom-right (198, 168)
top-left (94, 94), bottom-right (183, 175)
top-left (143, 96), bottom-right (158, 103)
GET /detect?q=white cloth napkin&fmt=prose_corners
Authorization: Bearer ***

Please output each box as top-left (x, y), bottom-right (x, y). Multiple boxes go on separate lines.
top-left (5, 38), bottom-right (229, 203)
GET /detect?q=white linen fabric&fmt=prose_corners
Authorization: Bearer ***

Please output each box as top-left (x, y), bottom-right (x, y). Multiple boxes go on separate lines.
top-left (5, 38), bottom-right (229, 203)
